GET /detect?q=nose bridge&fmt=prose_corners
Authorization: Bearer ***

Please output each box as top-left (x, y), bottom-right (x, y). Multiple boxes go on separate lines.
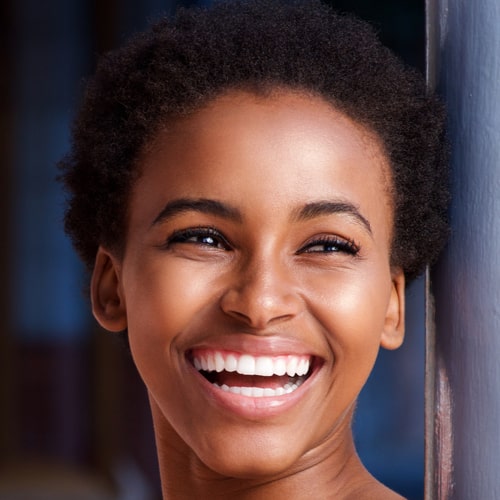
top-left (246, 252), bottom-right (288, 303)
top-left (220, 246), bottom-right (300, 328)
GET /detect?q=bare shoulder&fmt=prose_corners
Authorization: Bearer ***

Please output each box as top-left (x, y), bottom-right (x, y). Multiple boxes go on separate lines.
top-left (368, 484), bottom-right (406, 500)
top-left (336, 469), bottom-right (407, 500)
top-left (345, 481), bottom-right (406, 500)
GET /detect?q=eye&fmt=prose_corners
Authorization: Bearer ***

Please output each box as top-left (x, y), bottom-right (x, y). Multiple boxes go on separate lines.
top-left (298, 235), bottom-right (360, 256)
top-left (166, 227), bottom-right (231, 250)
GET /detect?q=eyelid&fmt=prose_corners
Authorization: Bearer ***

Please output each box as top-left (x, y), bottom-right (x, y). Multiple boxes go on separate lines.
top-left (298, 234), bottom-right (360, 255)
top-left (162, 227), bottom-right (359, 256)
top-left (165, 226), bottom-right (231, 249)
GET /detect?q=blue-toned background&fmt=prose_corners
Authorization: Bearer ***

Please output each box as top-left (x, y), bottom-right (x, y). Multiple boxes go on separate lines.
top-left (0, 1), bottom-right (425, 498)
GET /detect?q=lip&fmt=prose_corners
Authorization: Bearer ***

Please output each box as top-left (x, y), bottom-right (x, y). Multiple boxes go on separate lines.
top-left (186, 334), bottom-right (320, 358)
top-left (184, 337), bottom-right (323, 420)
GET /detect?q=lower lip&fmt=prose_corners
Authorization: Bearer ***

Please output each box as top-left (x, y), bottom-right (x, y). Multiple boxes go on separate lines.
top-left (187, 362), bottom-right (319, 420)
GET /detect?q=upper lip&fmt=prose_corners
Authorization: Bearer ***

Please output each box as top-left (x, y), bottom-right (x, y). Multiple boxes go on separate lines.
top-left (185, 333), bottom-right (320, 358)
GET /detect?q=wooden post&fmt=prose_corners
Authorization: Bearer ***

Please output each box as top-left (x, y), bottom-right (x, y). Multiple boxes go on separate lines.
top-left (426, 0), bottom-right (500, 498)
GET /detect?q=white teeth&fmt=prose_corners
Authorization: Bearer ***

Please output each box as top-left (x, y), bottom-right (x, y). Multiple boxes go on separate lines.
top-left (193, 352), bottom-right (311, 378)
top-left (273, 357), bottom-right (287, 376)
top-left (297, 358), bottom-right (309, 376)
top-left (214, 352), bottom-right (225, 373)
top-left (286, 357), bottom-right (298, 377)
top-left (240, 387), bottom-right (253, 397)
top-left (252, 387), bottom-right (265, 397)
top-left (238, 354), bottom-right (256, 375)
top-left (214, 378), bottom-right (304, 398)
top-left (226, 354), bottom-right (238, 372)
top-left (207, 355), bottom-right (215, 372)
top-left (255, 356), bottom-right (274, 376)
top-left (201, 356), bottom-right (208, 371)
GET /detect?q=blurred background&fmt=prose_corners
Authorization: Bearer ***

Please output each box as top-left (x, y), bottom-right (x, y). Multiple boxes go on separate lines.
top-left (0, 0), bottom-right (425, 498)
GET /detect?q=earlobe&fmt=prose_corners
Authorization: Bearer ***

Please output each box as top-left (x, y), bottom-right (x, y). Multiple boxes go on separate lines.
top-left (91, 247), bottom-right (127, 332)
top-left (380, 268), bottom-right (405, 350)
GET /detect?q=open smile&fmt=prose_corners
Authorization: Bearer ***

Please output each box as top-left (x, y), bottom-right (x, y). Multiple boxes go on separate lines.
top-left (188, 349), bottom-right (316, 398)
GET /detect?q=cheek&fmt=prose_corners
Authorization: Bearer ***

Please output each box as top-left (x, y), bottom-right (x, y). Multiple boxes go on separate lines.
top-left (306, 268), bottom-right (391, 352)
top-left (306, 272), bottom-right (391, 414)
top-left (123, 262), bottom-right (204, 421)
top-left (123, 258), bottom-right (226, 384)
top-left (125, 258), bottom-right (218, 332)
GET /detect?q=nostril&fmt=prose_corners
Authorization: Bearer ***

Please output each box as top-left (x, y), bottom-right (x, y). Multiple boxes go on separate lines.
top-left (226, 309), bottom-right (252, 323)
top-left (220, 284), bottom-right (301, 329)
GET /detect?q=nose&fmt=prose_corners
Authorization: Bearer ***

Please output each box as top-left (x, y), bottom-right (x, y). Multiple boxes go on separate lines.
top-left (219, 255), bottom-right (302, 329)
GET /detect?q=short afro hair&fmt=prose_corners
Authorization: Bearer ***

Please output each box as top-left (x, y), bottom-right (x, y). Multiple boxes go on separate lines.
top-left (60, 0), bottom-right (448, 283)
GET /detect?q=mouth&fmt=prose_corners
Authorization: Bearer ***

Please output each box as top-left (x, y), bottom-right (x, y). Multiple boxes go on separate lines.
top-left (188, 349), bottom-right (315, 398)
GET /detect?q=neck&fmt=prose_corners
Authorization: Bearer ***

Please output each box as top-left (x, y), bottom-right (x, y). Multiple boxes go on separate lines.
top-left (148, 398), bottom-right (394, 500)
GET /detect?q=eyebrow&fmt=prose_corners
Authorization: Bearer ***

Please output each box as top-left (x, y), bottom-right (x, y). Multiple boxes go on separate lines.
top-left (152, 197), bottom-right (371, 235)
top-left (293, 200), bottom-right (372, 235)
top-left (152, 198), bottom-right (243, 226)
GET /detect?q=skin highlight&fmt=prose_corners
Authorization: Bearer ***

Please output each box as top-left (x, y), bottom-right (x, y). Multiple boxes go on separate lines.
top-left (91, 90), bottom-right (406, 499)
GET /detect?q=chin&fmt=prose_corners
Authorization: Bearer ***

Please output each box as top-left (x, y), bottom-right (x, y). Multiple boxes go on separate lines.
top-left (192, 433), bottom-right (305, 480)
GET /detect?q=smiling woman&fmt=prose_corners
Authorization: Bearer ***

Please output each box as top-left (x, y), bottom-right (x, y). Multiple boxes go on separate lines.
top-left (59, 1), bottom-right (448, 498)
top-left (93, 91), bottom-right (404, 487)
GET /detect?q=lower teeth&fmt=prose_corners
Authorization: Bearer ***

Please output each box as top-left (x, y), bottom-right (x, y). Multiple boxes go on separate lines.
top-left (213, 379), bottom-right (304, 397)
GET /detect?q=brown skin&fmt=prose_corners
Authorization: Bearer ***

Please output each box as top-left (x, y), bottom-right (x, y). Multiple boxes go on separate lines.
top-left (91, 90), bottom-right (406, 499)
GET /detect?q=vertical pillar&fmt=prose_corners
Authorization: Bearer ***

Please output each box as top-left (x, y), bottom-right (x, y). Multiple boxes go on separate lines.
top-left (426, 1), bottom-right (500, 498)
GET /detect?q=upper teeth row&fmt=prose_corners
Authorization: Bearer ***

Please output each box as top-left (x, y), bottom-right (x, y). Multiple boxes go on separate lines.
top-left (193, 352), bottom-right (310, 377)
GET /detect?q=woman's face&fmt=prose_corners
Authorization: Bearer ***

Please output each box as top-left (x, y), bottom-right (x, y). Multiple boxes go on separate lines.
top-left (92, 90), bottom-right (405, 478)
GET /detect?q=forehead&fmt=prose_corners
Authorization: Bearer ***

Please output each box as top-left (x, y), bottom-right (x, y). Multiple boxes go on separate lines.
top-left (142, 89), bottom-right (391, 185)
top-left (133, 90), bottom-right (393, 239)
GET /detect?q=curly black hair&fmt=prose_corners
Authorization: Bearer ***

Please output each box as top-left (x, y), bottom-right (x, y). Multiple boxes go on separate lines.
top-left (60, 0), bottom-right (448, 283)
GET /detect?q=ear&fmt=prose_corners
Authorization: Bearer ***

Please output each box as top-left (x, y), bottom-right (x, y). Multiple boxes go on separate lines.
top-left (91, 246), bottom-right (127, 332)
top-left (380, 268), bottom-right (405, 350)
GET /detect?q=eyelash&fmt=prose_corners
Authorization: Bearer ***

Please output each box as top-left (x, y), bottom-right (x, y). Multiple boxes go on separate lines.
top-left (165, 227), bottom-right (359, 256)
top-left (298, 235), bottom-right (360, 256)
top-left (166, 226), bottom-right (231, 250)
